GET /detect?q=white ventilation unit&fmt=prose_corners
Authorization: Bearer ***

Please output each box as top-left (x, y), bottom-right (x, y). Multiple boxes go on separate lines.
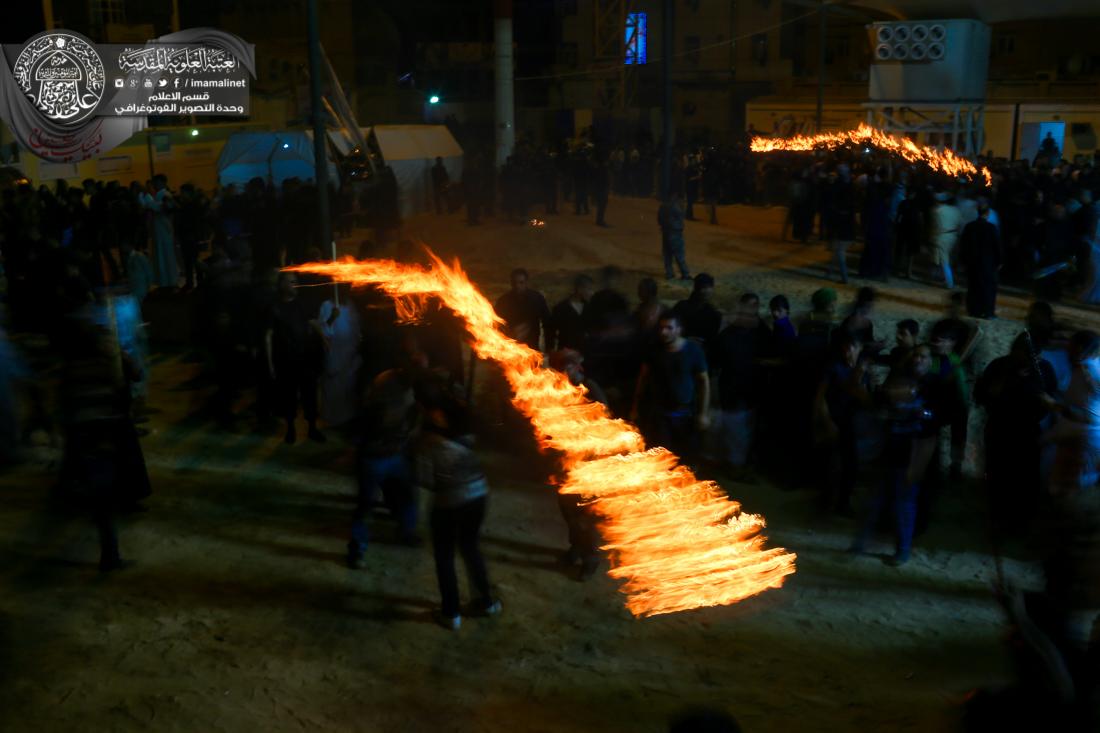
top-left (867, 19), bottom-right (990, 101)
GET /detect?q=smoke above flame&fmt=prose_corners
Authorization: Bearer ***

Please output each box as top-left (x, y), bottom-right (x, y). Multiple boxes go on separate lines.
top-left (287, 254), bottom-right (796, 617)
top-left (751, 123), bottom-right (992, 187)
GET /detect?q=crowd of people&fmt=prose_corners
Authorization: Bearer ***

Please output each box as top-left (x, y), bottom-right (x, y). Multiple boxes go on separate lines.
top-left (1, 139), bottom-right (1099, 723)
top-left (769, 147), bottom-right (1100, 317)
top-left (492, 262), bottom-right (1100, 723)
top-left (452, 133), bottom-right (760, 232)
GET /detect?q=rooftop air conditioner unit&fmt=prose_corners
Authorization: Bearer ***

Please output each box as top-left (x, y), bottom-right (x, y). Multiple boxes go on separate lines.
top-left (867, 19), bottom-right (990, 101)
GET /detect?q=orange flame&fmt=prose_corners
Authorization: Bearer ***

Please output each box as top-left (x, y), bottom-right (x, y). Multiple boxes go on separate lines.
top-left (288, 254), bottom-right (796, 616)
top-left (751, 123), bottom-right (992, 187)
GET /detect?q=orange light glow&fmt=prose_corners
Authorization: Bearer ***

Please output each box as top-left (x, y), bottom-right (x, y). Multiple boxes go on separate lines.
top-left (287, 254), bottom-right (796, 616)
top-left (751, 123), bottom-right (992, 187)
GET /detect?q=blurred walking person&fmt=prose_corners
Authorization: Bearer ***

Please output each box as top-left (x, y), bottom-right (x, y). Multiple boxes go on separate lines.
top-left (1041, 330), bottom-right (1100, 654)
top-left (59, 313), bottom-right (150, 572)
top-left (852, 345), bottom-right (937, 565)
top-left (142, 174), bottom-right (179, 289)
top-left (551, 349), bottom-right (607, 579)
top-left (931, 190), bottom-right (962, 289)
top-left (347, 337), bottom-right (425, 568)
top-left (318, 287), bottom-right (363, 427)
top-left (825, 165), bottom-right (855, 284)
top-left (960, 200), bottom-right (1002, 318)
top-left (175, 183), bottom-right (208, 290)
top-left (974, 334), bottom-right (1057, 542)
top-left (417, 393), bottom-right (501, 630)
top-left (893, 184), bottom-right (923, 279)
top-left (815, 330), bottom-right (871, 516)
top-left (265, 272), bottom-right (325, 445)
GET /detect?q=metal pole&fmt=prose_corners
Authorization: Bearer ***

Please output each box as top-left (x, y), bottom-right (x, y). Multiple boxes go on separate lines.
top-left (494, 0), bottom-right (515, 168)
top-left (816, 1), bottom-right (826, 132)
top-left (1009, 103), bottom-right (1020, 160)
top-left (306, 0), bottom-right (332, 262)
top-left (41, 0), bottom-right (54, 29)
top-left (660, 0), bottom-right (673, 200)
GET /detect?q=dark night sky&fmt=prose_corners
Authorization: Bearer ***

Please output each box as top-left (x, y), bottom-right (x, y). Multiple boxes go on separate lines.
top-left (3, 1), bottom-right (558, 87)
top-left (6, 6), bottom-right (48, 41)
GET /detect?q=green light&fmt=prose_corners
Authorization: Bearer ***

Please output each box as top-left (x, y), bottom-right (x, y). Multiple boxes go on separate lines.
top-left (429, 95), bottom-right (440, 104)
top-left (190, 128), bottom-right (199, 136)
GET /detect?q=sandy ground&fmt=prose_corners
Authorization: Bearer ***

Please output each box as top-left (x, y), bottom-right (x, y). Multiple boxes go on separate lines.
top-left (2, 196), bottom-right (1097, 732)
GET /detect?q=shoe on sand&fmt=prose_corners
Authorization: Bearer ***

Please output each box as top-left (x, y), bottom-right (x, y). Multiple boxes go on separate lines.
top-left (434, 611), bottom-right (461, 630)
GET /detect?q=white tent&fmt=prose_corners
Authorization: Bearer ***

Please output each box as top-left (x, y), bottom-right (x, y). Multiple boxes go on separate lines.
top-left (216, 131), bottom-right (339, 190)
top-left (328, 124), bottom-right (463, 217)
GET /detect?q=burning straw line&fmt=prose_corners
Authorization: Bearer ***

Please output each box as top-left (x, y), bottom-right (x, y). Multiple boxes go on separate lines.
top-left (287, 254), bottom-right (796, 617)
top-left (751, 122), bottom-right (992, 187)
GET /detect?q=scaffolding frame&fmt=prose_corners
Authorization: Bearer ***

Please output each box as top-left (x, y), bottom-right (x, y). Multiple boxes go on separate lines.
top-left (592, 0), bottom-right (638, 110)
top-left (863, 101), bottom-right (985, 156)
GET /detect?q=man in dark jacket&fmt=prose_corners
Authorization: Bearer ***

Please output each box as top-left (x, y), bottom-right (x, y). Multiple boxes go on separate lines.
top-left (631, 312), bottom-right (711, 464)
top-left (960, 201), bottom-right (1002, 319)
top-left (672, 273), bottom-right (722, 348)
top-left (826, 165), bottom-right (855, 283)
top-left (549, 274), bottom-right (594, 351)
top-left (658, 194), bottom-right (690, 280)
top-left (265, 272), bottom-right (325, 445)
top-left (495, 268), bottom-right (551, 351)
top-left (974, 333), bottom-right (1056, 540)
top-left (176, 183), bottom-right (208, 289)
top-left (711, 293), bottom-right (771, 470)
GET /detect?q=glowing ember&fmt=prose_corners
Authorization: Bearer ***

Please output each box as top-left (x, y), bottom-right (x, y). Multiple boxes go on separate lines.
top-left (287, 255), bottom-right (796, 616)
top-left (751, 123), bottom-right (992, 187)
top-left (529, 218), bottom-right (546, 228)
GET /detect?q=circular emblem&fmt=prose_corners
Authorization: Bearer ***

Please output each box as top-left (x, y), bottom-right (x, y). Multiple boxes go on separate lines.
top-left (13, 31), bottom-right (105, 126)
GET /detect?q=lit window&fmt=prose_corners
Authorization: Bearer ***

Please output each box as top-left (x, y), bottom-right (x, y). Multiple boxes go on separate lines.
top-left (626, 12), bottom-right (647, 65)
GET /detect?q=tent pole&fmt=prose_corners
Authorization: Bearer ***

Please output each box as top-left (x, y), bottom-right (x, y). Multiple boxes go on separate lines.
top-left (306, 0), bottom-right (332, 269)
top-left (332, 236), bottom-right (339, 305)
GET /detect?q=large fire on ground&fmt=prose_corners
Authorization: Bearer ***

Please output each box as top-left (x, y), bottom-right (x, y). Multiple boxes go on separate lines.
top-left (750, 122), bottom-right (992, 187)
top-left (287, 255), bottom-right (797, 617)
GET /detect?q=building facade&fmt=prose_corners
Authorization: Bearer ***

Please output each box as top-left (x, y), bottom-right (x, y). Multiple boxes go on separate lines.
top-left (549, 1), bottom-right (1100, 158)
